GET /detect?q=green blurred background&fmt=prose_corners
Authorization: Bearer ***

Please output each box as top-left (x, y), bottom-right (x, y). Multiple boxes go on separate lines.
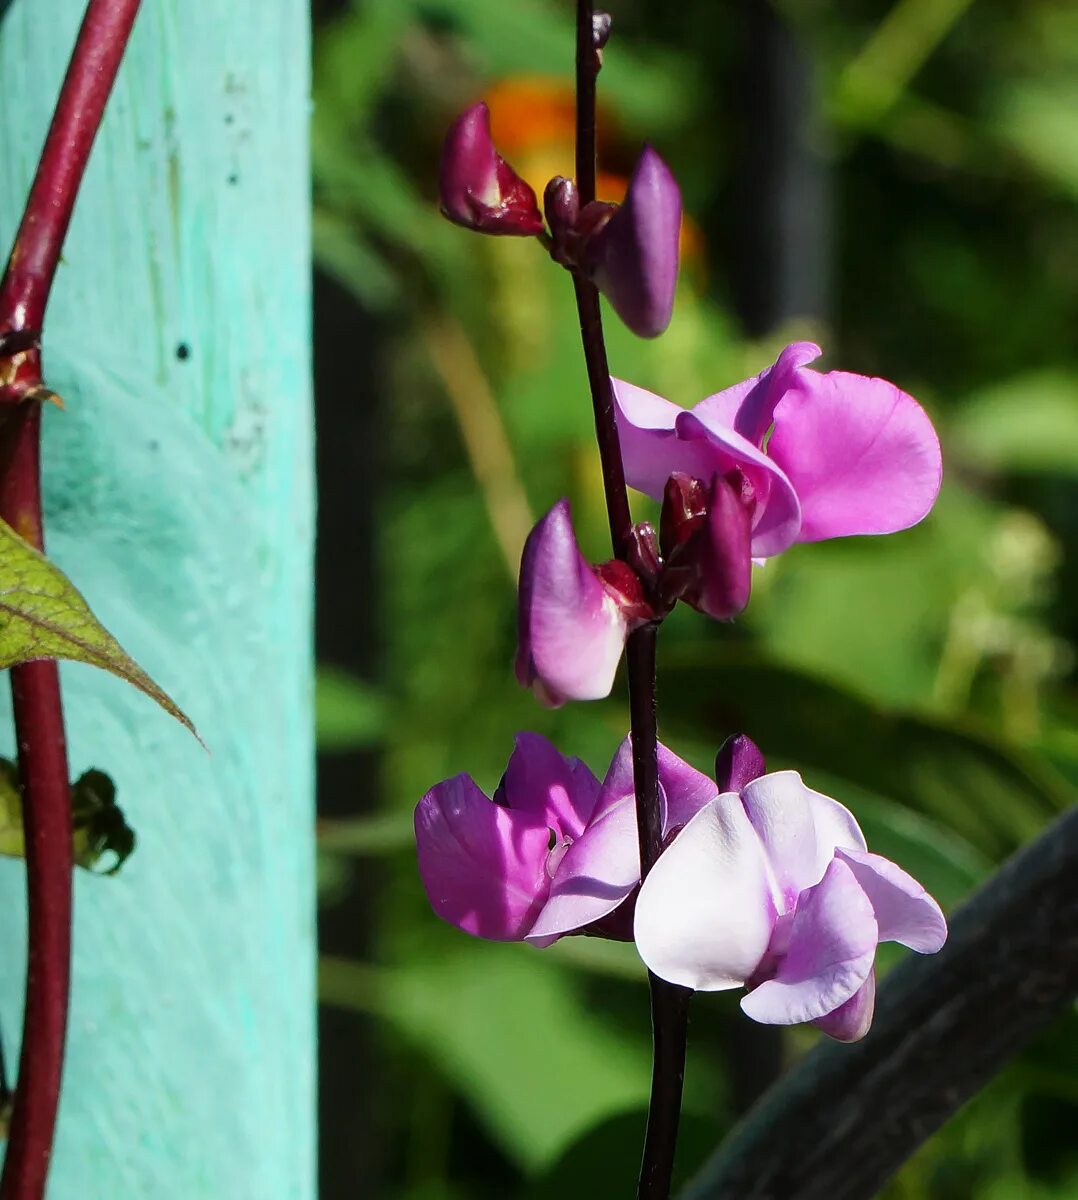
top-left (309, 0), bottom-right (1078, 1195)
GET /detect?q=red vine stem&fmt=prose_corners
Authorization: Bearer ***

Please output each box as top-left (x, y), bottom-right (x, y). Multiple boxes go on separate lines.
top-left (0, 2), bottom-right (143, 1195)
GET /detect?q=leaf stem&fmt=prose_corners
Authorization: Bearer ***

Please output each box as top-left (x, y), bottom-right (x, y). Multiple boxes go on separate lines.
top-left (571, 5), bottom-right (689, 1198)
top-left (0, 2), bottom-right (143, 1195)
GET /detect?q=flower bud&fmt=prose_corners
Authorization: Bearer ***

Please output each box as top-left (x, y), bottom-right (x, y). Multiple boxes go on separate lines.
top-left (580, 145), bottom-right (682, 337)
top-left (658, 471), bottom-right (754, 621)
top-left (544, 177), bottom-right (580, 265)
top-left (516, 499), bottom-right (650, 706)
top-left (439, 102), bottom-right (545, 237)
top-left (714, 734), bottom-right (766, 794)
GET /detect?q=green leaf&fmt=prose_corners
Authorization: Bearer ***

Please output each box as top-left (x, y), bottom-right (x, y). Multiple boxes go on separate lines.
top-left (0, 761), bottom-right (135, 874)
top-left (0, 518), bottom-right (195, 736)
top-left (320, 942), bottom-right (650, 1172)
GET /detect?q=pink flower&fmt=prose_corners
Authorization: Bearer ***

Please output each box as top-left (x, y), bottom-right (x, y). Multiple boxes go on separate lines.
top-left (414, 733), bottom-right (715, 945)
top-left (515, 499), bottom-right (651, 706)
top-left (634, 760), bottom-right (947, 1041)
top-left (439, 102), bottom-right (544, 237)
top-left (612, 342), bottom-right (943, 559)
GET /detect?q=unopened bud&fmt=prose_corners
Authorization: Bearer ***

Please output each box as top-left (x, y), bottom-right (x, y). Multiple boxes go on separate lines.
top-left (579, 145), bottom-right (682, 337)
top-left (544, 177), bottom-right (580, 265)
top-left (439, 102), bottom-right (545, 237)
top-left (714, 734), bottom-right (766, 794)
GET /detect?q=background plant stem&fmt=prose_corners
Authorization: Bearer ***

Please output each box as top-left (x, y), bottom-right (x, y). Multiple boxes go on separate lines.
top-left (0, 1), bottom-right (143, 1194)
top-left (571, 5), bottom-right (689, 1198)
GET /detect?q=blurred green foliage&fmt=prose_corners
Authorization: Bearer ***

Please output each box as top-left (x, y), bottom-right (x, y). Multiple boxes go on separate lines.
top-left (312, 0), bottom-right (1078, 1195)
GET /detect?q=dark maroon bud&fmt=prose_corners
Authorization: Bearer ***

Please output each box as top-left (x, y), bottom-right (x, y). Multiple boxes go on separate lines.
top-left (685, 473), bottom-right (753, 621)
top-left (592, 11), bottom-right (612, 51)
top-left (627, 521), bottom-right (662, 588)
top-left (544, 176), bottom-right (580, 265)
top-left (715, 734), bottom-right (766, 793)
top-left (439, 102), bottom-right (545, 237)
top-left (659, 472), bottom-right (708, 559)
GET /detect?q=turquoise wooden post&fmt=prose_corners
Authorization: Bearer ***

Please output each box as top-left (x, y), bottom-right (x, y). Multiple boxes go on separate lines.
top-left (0, 3), bottom-right (315, 1196)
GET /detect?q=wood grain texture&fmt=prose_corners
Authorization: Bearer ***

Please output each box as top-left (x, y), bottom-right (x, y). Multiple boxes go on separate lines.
top-left (0, 2), bottom-right (314, 1196)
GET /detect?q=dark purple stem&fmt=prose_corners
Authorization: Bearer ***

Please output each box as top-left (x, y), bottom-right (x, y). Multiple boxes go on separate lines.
top-left (0, 2), bottom-right (143, 1195)
top-left (572, 4), bottom-right (689, 1198)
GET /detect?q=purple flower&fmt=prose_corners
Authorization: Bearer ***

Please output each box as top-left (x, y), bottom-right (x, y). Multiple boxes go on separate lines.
top-left (634, 760), bottom-right (947, 1041)
top-left (439, 102), bottom-right (544, 237)
top-left (580, 146), bottom-right (682, 338)
top-left (515, 499), bottom-right (651, 706)
top-left (414, 734), bottom-right (716, 945)
top-left (612, 342), bottom-right (943, 558)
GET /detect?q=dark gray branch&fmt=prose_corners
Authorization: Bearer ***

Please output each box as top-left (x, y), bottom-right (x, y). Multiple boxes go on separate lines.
top-left (681, 803), bottom-right (1078, 1200)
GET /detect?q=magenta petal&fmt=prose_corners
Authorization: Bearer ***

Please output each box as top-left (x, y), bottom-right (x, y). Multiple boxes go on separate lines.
top-left (414, 774), bottom-right (551, 940)
top-left (610, 379), bottom-right (801, 559)
top-left (738, 771), bottom-right (867, 911)
top-left (635, 795), bottom-right (777, 991)
top-left (659, 742), bottom-right (720, 831)
top-left (767, 367), bottom-right (942, 542)
top-left (526, 792), bottom-right (639, 942)
top-left (836, 848), bottom-right (948, 953)
top-left (585, 146), bottom-right (682, 338)
top-left (503, 732), bottom-right (602, 840)
top-left (741, 856), bottom-right (878, 1026)
top-left (515, 499), bottom-right (629, 704)
top-left (692, 342), bottom-right (822, 447)
top-left (715, 734), bottom-right (766, 793)
top-left (812, 969), bottom-right (876, 1042)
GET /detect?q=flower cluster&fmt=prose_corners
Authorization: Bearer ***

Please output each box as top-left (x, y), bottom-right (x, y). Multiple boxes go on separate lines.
top-left (423, 75), bottom-right (948, 1044)
top-left (415, 733), bottom-right (945, 1040)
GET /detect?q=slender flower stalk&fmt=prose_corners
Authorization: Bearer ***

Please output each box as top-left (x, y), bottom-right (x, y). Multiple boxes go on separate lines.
top-left (570, 4), bottom-right (689, 1197)
top-left (0, 2), bottom-right (144, 1195)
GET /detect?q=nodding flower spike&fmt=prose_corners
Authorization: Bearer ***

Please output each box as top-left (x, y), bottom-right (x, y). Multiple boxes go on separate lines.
top-left (515, 499), bottom-right (651, 706)
top-left (581, 145), bottom-right (682, 337)
top-left (439, 102), bottom-right (545, 237)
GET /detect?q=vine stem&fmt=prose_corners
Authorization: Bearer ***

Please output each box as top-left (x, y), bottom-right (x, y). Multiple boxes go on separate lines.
top-left (571, 5), bottom-right (690, 1198)
top-left (0, 1), bottom-right (143, 1195)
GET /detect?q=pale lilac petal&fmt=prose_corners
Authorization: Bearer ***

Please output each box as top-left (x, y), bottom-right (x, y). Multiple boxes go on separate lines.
top-left (635, 795), bottom-right (777, 991)
top-left (836, 848), bottom-right (948, 953)
top-left (586, 146), bottom-right (682, 338)
top-left (610, 379), bottom-right (719, 500)
top-left (812, 968), bottom-right (876, 1042)
top-left (526, 793), bottom-right (639, 941)
top-left (714, 734), bottom-right (766, 794)
top-left (502, 731), bottom-right (602, 840)
top-left (414, 774), bottom-right (551, 940)
top-left (692, 342), bottom-right (822, 447)
top-left (741, 856), bottom-right (878, 1025)
top-left (659, 742), bottom-right (719, 831)
top-left (516, 499), bottom-right (629, 704)
top-left (739, 771), bottom-right (867, 911)
top-left (767, 368), bottom-right (942, 542)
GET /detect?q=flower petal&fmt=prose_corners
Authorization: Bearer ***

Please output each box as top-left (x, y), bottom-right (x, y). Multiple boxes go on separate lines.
top-left (836, 848), bottom-right (948, 953)
top-left (741, 856), bottom-right (877, 1025)
top-left (635, 795), bottom-right (777, 991)
top-left (414, 774), bottom-right (551, 940)
top-left (610, 379), bottom-right (718, 500)
top-left (516, 499), bottom-right (629, 704)
top-left (502, 731), bottom-right (602, 840)
top-left (812, 968), bottom-right (876, 1042)
top-left (739, 771), bottom-right (867, 911)
top-left (526, 792), bottom-right (640, 942)
top-left (767, 367), bottom-right (942, 542)
top-left (692, 342), bottom-right (822, 447)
